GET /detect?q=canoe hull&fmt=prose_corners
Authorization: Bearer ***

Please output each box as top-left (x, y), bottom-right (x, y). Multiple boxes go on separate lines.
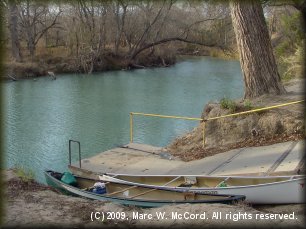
top-left (99, 175), bottom-right (305, 204)
top-left (44, 171), bottom-right (245, 208)
top-left (68, 165), bottom-right (305, 204)
top-left (187, 178), bottom-right (305, 204)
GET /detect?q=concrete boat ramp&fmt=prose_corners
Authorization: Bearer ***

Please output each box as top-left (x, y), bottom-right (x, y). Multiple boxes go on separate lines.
top-left (73, 140), bottom-right (305, 176)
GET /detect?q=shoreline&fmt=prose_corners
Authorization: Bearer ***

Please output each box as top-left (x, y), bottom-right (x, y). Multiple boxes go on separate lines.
top-left (2, 53), bottom-right (176, 81)
top-left (167, 77), bottom-right (305, 161)
top-left (3, 169), bottom-right (305, 228)
top-left (1, 48), bottom-right (235, 81)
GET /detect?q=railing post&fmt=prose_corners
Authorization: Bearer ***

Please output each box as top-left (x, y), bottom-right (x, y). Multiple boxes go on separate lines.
top-left (68, 140), bottom-right (82, 168)
top-left (69, 140), bottom-right (72, 165)
top-left (130, 112), bottom-right (133, 143)
top-left (128, 100), bottom-right (304, 149)
top-left (78, 142), bottom-right (81, 168)
top-left (202, 120), bottom-right (206, 148)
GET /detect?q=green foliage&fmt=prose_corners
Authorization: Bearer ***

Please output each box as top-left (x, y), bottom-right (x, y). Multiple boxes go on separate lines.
top-left (220, 97), bottom-right (237, 113)
top-left (274, 11), bottom-right (304, 81)
top-left (275, 11), bottom-right (303, 57)
top-left (243, 99), bottom-right (253, 110)
top-left (15, 166), bottom-right (35, 182)
top-left (280, 44), bottom-right (303, 81)
top-left (275, 39), bottom-right (291, 57)
top-left (280, 12), bottom-right (304, 46)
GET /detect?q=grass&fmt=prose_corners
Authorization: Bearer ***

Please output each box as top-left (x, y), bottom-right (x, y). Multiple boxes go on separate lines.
top-left (220, 97), bottom-right (237, 113)
top-left (280, 44), bottom-right (303, 81)
top-left (209, 48), bottom-right (239, 60)
top-left (220, 98), bottom-right (255, 114)
top-left (15, 166), bottom-right (35, 182)
top-left (243, 99), bottom-right (253, 110)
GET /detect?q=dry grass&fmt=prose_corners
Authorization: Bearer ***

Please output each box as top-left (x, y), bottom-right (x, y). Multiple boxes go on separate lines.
top-left (35, 45), bottom-right (70, 58)
top-left (168, 133), bottom-right (304, 162)
top-left (279, 44), bottom-right (304, 81)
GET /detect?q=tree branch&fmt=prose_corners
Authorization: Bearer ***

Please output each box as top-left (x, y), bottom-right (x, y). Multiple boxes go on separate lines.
top-left (34, 10), bottom-right (62, 45)
top-left (130, 37), bottom-right (219, 59)
top-left (130, 0), bottom-right (166, 55)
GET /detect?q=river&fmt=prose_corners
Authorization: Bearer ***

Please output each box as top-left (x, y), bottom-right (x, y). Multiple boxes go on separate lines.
top-left (2, 56), bottom-right (243, 183)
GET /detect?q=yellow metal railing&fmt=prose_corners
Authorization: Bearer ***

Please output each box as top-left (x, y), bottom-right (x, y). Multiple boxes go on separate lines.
top-left (129, 112), bottom-right (203, 143)
top-left (130, 100), bottom-right (304, 147)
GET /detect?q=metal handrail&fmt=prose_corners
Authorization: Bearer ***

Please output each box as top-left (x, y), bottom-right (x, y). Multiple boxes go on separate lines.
top-left (130, 100), bottom-right (304, 147)
top-left (69, 140), bottom-right (82, 168)
top-left (206, 100), bottom-right (305, 121)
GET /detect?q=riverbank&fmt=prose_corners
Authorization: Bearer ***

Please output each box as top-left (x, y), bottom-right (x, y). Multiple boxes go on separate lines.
top-left (2, 169), bottom-right (305, 228)
top-left (2, 52), bottom-right (176, 80)
top-left (2, 45), bottom-right (232, 81)
top-left (167, 78), bottom-right (305, 161)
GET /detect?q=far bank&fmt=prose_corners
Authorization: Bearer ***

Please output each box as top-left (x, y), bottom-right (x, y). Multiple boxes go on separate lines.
top-left (2, 46), bottom-right (230, 81)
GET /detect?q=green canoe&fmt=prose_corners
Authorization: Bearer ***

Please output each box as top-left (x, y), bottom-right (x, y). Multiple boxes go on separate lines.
top-left (45, 170), bottom-right (245, 208)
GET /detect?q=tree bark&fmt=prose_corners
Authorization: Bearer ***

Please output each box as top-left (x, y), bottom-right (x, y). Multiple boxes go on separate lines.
top-left (229, 0), bottom-right (286, 99)
top-left (8, 0), bottom-right (22, 62)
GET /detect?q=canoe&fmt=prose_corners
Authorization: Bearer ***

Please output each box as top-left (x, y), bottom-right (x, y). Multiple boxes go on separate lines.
top-left (99, 174), bottom-right (306, 204)
top-left (68, 166), bottom-right (305, 204)
top-left (44, 170), bottom-right (245, 208)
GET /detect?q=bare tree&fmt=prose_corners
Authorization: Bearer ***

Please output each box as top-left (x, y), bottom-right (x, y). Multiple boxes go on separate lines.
top-left (8, 0), bottom-right (22, 62)
top-left (126, 2), bottom-right (226, 60)
top-left (71, 0), bottom-right (109, 73)
top-left (6, 0), bottom-right (296, 77)
top-left (128, 1), bottom-right (168, 59)
top-left (113, 0), bottom-right (128, 55)
top-left (230, 0), bottom-right (286, 98)
top-left (18, 0), bottom-right (62, 58)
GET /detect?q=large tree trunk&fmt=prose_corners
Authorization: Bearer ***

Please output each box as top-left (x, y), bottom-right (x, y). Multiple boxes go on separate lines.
top-left (229, 0), bottom-right (286, 99)
top-left (8, 0), bottom-right (22, 62)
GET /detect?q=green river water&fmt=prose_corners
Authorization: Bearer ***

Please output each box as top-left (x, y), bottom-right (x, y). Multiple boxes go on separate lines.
top-left (3, 57), bottom-right (243, 183)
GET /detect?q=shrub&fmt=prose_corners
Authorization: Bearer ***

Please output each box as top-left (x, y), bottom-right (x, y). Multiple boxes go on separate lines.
top-left (220, 97), bottom-right (237, 113)
top-left (280, 44), bottom-right (303, 81)
top-left (243, 99), bottom-right (253, 110)
top-left (15, 166), bottom-right (35, 182)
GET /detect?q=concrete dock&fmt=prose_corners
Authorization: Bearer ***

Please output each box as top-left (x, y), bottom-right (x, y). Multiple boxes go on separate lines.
top-left (73, 140), bottom-right (305, 176)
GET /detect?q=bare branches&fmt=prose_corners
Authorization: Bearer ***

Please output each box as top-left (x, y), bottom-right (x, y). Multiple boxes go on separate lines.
top-left (130, 37), bottom-right (219, 59)
top-left (113, 0), bottom-right (128, 54)
top-left (34, 9), bottom-right (62, 46)
top-left (8, 0), bottom-right (22, 61)
top-left (17, 1), bottom-right (62, 57)
top-left (4, 0), bottom-right (239, 70)
top-left (129, 0), bottom-right (167, 56)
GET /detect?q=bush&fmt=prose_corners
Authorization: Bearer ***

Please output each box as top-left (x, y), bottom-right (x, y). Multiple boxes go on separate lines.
top-left (280, 44), bottom-right (303, 81)
top-left (274, 11), bottom-right (304, 81)
top-left (243, 99), bottom-right (253, 110)
top-left (220, 97), bottom-right (237, 113)
top-left (15, 166), bottom-right (35, 182)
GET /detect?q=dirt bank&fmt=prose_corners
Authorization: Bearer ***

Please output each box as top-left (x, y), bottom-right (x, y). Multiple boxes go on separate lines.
top-left (2, 44), bottom-right (232, 81)
top-left (2, 169), bottom-right (305, 228)
top-left (2, 51), bottom-right (176, 80)
top-left (167, 78), bottom-right (305, 161)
